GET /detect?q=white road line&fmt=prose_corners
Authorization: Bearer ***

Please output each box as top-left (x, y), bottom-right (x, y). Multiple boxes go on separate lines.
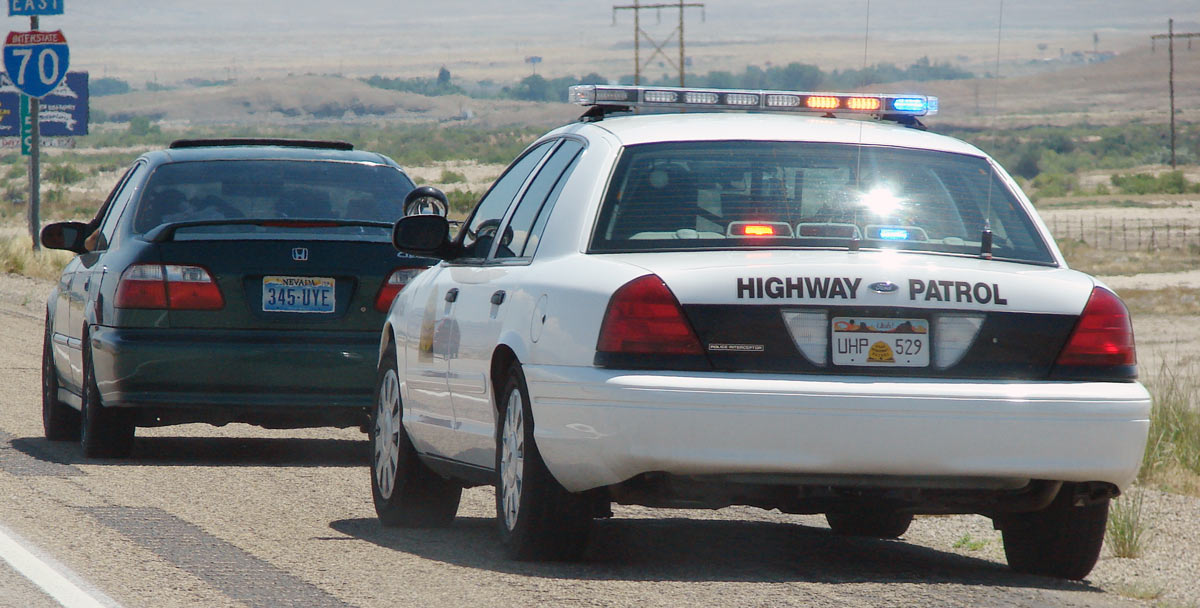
top-left (0, 522), bottom-right (120, 608)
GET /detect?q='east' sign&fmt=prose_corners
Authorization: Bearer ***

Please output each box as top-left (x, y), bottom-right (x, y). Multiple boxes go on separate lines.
top-left (3, 30), bottom-right (69, 98)
top-left (9, 0), bottom-right (63, 16)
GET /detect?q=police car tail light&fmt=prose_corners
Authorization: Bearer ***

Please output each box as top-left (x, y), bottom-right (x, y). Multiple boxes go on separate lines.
top-left (374, 267), bottom-right (425, 313)
top-left (116, 263), bottom-right (223, 310)
top-left (1055, 287), bottom-right (1136, 368)
top-left (782, 310), bottom-right (827, 366)
top-left (597, 275), bottom-right (702, 355)
top-left (933, 313), bottom-right (985, 369)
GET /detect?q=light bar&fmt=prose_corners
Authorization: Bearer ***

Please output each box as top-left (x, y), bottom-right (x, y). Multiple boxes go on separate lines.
top-left (569, 85), bottom-right (938, 117)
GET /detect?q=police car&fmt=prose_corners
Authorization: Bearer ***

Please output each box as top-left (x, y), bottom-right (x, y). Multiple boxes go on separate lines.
top-left (371, 85), bottom-right (1150, 579)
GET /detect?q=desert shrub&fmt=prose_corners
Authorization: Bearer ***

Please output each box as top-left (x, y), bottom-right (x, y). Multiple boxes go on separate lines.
top-left (44, 164), bottom-right (85, 185)
top-left (1110, 171), bottom-right (1198, 195)
top-left (1030, 172), bottom-right (1077, 198)
top-left (438, 169), bottom-right (466, 184)
top-left (446, 189), bottom-right (478, 216)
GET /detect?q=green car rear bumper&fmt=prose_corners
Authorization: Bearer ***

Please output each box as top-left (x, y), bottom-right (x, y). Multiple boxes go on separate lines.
top-left (88, 325), bottom-right (379, 429)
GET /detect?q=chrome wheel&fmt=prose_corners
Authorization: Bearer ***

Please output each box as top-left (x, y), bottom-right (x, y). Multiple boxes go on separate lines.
top-left (499, 389), bottom-right (525, 531)
top-left (374, 368), bottom-right (401, 500)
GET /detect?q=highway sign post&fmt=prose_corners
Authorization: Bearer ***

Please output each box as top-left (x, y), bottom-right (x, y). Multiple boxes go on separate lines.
top-left (5, 0), bottom-right (68, 250)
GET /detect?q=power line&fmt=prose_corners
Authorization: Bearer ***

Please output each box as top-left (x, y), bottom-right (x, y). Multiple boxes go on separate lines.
top-left (612, 0), bottom-right (705, 86)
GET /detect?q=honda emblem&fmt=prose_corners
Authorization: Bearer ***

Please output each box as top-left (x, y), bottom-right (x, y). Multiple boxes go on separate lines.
top-left (291, 247), bottom-right (309, 262)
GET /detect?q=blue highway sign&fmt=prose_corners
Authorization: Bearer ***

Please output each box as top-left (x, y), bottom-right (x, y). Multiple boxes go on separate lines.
top-left (0, 71), bottom-right (87, 137)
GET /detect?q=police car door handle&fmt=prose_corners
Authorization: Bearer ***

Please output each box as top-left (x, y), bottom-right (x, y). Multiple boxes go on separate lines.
top-left (445, 288), bottom-right (459, 303)
top-left (490, 290), bottom-right (506, 305)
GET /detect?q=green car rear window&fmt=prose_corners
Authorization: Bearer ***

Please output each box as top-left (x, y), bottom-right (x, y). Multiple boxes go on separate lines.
top-left (590, 141), bottom-right (1055, 265)
top-left (132, 160), bottom-right (416, 236)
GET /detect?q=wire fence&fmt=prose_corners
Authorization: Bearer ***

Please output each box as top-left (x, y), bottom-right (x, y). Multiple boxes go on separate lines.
top-left (1046, 215), bottom-right (1200, 251)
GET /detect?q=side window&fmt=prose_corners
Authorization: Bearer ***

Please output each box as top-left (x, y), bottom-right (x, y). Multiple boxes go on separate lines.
top-left (459, 141), bottom-right (554, 260)
top-left (496, 139), bottom-right (584, 259)
top-left (96, 162), bottom-right (148, 248)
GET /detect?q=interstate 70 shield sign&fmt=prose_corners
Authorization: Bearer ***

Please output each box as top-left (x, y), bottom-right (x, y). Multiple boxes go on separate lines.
top-left (3, 30), bottom-right (69, 99)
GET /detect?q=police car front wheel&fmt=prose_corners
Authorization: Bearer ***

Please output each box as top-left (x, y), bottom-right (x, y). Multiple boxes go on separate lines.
top-left (371, 345), bottom-right (462, 527)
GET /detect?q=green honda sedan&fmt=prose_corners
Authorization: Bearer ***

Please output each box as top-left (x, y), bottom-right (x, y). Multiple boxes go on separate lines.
top-left (39, 138), bottom-right (446, 458)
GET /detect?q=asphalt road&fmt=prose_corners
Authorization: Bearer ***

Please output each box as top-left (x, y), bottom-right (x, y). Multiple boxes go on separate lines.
top-left (0, 296), bottom-right (1141, 608)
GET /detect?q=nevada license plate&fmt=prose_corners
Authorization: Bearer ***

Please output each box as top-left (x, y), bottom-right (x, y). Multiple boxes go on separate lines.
top-left (263, 276), bottom-right (335, 313)
top-left (832, 317), bottom-right (929, 367)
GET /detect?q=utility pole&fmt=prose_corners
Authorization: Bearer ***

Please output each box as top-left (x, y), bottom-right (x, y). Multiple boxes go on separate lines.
top-left (1151, 18), bottom-right (1198, 169)
top-left (613, 0), bottom-right (704, 86)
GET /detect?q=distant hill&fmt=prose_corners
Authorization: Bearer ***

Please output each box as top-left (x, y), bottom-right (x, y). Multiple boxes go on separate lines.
top-left (92, 76), bottom-right (580, 128)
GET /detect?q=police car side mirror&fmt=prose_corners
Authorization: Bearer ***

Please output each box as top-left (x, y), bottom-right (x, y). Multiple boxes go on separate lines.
top-left (40, 221), bottom-right (90, 254)
top-left (403, 186), bottom-right (449, 218)
top-left (392, 214), bottom-right (454, 258)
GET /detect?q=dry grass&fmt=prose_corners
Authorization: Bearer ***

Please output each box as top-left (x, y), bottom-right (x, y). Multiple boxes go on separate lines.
top-left (1119, 288), bottom-right (1200, 317)
top-left (0, 234), bottom-right (72, 281)
top-left (1106, 488), bottom-right (1150, 558)
top-left (1139, 362), bottom-right (1200, 496)
top-left (1057, 241), bottom-right (1200, 277)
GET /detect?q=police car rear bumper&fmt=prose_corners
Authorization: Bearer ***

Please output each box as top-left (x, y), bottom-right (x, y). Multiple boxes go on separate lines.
top-left (523, 365), bottom-right (1151, 494)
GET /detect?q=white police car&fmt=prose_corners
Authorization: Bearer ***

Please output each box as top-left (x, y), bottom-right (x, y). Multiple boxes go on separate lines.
top-left (371, 85), bottom-right (1150, 579)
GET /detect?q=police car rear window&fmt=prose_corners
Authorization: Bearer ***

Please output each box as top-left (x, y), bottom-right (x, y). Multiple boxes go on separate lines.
top-left (589, 141), bottom-right (1054, 265)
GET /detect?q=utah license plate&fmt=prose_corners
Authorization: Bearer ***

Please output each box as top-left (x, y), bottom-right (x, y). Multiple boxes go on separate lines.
top-left (263, 276), bottom-right (335, 313)
top-left (832, 317), bottom-right (929, 367)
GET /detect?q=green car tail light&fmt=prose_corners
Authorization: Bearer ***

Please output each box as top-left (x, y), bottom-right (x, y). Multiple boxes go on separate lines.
top-left (115, 263), bottom-right (225, 310)
top-left (373, 267), bottom-right (427, 313)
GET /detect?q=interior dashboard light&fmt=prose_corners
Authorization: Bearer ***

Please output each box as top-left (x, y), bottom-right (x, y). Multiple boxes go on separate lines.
top-left (847, 97), bottom-right (881, 111)
top-left (644, 90), bottom-right (678, 103)
top-left (805, 96), bottom-right (839, 110)
top-left (684, 91), bottom-right (719, 104)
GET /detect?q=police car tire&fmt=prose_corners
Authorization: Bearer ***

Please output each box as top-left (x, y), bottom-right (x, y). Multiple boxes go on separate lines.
top-left (80, 338), bottom-right (135, 459)
top-left (495, 362), bottom-right (591, 561)
top-left (824, 509), bottom-right (913, 539)
top-left (42, 319), bottom-right (79, 441)
top-left (999, 483), bottom-right (1109, 580)
top-left (371, 346), bottom-right (462, 528)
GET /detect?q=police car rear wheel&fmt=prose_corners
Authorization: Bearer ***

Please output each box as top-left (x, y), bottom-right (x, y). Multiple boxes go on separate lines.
top-left (824, 509), bottom-right (913, 539)
top-left (495, 362), bottom-right (591, 561)
top-left (371, 345), bottom-right (461, 527)
top-left (999, 483), bottom-right (1108, 580)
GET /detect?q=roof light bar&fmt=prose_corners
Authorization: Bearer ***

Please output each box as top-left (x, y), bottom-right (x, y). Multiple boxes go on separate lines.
top-left (569, 85), bottom-right (938, 117)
